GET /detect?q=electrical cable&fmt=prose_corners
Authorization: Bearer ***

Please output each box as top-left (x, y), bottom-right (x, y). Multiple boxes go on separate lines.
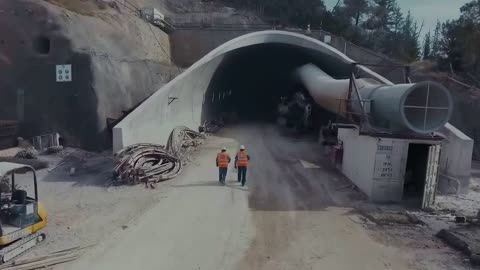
top-left (146, 22), bottom-right (181, 72)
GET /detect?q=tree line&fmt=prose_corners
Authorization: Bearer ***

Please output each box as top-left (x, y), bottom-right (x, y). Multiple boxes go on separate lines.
top-left (218, 0), bottom-right (480, 75)
top-left (423, 0), bottom-right (480, 76)
top-left (218, 0), bottom-right (422, 62)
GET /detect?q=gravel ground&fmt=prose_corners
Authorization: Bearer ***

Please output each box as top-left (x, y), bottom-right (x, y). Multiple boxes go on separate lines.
top-left (8, 148), bottom-right (176, 262)
top-left (433, 161), bottom-right (480, 217)
top-left (64, 124), bottom-right (471, 270)
top-left (0, 127), bottom-right (474, 269)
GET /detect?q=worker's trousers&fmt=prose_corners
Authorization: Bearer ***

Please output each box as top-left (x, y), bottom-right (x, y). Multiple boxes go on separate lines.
top-left (237, 166), bottom-right (247, 186)
top-left (218, 168), bottom-right (228, 184)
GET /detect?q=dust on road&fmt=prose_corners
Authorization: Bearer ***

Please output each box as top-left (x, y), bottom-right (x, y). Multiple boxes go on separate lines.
top-left (64, 124), bottom-right (461, 270)
top-left (226, 125), bottom-right (410, 270)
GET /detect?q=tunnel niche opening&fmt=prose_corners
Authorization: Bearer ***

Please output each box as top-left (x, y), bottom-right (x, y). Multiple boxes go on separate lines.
top-left (202, 43), bottom-right (337, 133)
top-left (33, 36), bottom-right (51, 55)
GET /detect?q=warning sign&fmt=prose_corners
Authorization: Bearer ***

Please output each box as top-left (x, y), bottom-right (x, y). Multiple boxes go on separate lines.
top-left (56, 65), bottom-right (72, 82)
top-left (374, 143), bottom-right (394, 180)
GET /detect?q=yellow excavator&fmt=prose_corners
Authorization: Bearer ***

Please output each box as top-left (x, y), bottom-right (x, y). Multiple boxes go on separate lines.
top-left (0, 162), bottom-right (47, 263)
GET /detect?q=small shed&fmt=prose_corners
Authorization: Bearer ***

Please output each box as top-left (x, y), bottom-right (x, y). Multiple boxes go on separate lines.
top-left (338, 127), bottom-right (443, 209)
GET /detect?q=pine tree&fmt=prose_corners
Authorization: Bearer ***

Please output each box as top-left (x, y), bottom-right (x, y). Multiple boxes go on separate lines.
top-left (402, 10), bottom-right (421, 60)
top-left (431, 20), bottom-right (442, 58)
top-left (343, 0), bottom-right (368, 26)
top-left (423, 31), bottom-right (432, 60)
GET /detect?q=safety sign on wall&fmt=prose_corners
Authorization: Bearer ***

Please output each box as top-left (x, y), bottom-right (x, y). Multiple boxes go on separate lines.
top-left (373, 143), bottom-right (394, 180)
top-left (56, 65), bottom-right (72, 82)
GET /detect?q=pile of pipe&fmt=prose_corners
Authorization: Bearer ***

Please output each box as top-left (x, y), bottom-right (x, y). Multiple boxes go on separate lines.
top-left (202, 119), bottom-right (224, 134)
top-left (166, 126), bottom-right (206, 160)
top-left (113, 127), bottom-right (206, 185)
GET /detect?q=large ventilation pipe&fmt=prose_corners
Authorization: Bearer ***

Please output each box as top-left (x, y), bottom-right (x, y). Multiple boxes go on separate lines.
top-left (296, 64), bottom-right (453, 134)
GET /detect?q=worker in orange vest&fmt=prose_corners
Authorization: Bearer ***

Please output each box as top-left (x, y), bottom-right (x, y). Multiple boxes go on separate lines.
top-left (235, 145), bottom-right (250, 186)
top-left (216, 146), bottom-right (231, 185)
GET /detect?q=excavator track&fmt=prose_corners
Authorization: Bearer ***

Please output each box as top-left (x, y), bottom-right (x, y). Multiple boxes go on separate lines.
top-left (0, 232), bottom-right (46, 263)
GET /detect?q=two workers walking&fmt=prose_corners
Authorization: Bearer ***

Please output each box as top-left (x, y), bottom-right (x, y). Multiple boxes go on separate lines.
top-left (216, 145), bottom-right (250, 186)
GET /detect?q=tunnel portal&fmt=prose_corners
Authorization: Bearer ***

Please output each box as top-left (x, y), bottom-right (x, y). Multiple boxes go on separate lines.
top-left (113, 30), bottom-right (405, 151)
top-left (203, 43), bottom-right (338, 127)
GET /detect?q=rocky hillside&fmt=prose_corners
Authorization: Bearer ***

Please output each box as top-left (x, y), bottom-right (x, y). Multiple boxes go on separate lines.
top-left (0, 0), bottom-right (178, 149)
top-left (137, 0), bottom-right (263, 25)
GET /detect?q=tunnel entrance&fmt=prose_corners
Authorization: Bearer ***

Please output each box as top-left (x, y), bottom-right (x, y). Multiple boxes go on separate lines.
top-left (33, 36), bottom-right (51, 55)
top-left (203, 43), bottom-right (338, 133)
top-left (403, 143), bottom-right (430, 207)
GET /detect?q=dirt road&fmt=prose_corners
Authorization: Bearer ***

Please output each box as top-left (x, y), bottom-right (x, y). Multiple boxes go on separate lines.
top-left (66, 124), bottom-right (414, 270)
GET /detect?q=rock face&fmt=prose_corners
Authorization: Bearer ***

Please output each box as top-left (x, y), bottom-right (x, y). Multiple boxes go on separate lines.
top-left (0, 0), bottom-right (177, 150)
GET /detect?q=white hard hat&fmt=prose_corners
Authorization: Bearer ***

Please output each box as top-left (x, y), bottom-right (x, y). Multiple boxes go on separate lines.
top-left (240, 145), bottom-right (245, 150)
top-left (222, 146), bottom-right (227, 151)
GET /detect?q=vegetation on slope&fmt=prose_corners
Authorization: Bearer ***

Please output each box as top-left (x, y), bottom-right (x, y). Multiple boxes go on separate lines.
top-left (218, 0), bottom-right (421, 62)
top-left (219, 0), bottom-right (480, 77)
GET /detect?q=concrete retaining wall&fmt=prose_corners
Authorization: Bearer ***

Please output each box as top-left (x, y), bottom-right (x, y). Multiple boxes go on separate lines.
top-left (113, 56), bottom-right (224, 151)
top-left (338, 128), bottom-right (448, 203)
top-left (438, 124), bottom-right (474, 194)
top-left (337, 128), bottom-right (377, 198)
top-left (338, 128), bottom-right (408, 202)
top-left (170, 29), bottom-right (251, 68)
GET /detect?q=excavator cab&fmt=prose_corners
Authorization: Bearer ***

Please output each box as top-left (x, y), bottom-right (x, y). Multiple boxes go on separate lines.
top-left (0, 162), bottom-right (46, 263)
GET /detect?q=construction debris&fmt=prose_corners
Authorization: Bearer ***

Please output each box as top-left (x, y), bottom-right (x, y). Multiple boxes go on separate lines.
top-left (0, 176), bottom-right (11, 192)
top-left (0, 244), bottom-right (94, 270)
top-left (114, 143), bottom-right (181, 185)
top-left (166, 126), bottom-right (206, 161)
top-left (46, 145), bottom-right (64, 154)
top-left (31, 133), bottom-right (61, 152)
top-left (14, 148), bottom-right (37, 160)
top-left (202, 119), bottom-right (224, 134)
top-left (0, 158), bottom-right (49, 171)
top-left (113, 127), bottom-right (205, 186)
top-left (69, 167), bottom-right (76, 176)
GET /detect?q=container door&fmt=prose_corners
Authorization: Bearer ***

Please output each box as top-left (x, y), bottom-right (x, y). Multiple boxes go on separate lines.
top-left (422, 145), bottom-right (441, 209)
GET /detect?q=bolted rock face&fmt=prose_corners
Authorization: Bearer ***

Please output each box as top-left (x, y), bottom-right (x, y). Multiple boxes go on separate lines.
top-left (0, 0), bottom-right (176, 150)
top-left (0, 0), bottom-right (101, 149)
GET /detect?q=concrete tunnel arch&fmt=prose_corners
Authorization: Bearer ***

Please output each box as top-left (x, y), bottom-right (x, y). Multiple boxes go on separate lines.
top-left (113, 30), bottom-right (395, 152)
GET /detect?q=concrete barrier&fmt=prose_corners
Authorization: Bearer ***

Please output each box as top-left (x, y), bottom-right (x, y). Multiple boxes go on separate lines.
top-left (438, 123), bottom-right (474, 194)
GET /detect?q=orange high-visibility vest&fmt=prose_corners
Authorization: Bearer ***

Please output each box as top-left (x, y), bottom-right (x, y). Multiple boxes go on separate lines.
top-left (237, 151), bottom-right (248, 167)
top-left (217, 152), bottom-right (229, 168)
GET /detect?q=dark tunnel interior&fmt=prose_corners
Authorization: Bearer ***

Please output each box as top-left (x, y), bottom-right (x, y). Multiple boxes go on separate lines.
top-left (203, 43), bottom-right (340, 132)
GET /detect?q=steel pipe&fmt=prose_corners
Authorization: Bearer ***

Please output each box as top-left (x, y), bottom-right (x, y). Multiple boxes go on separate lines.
top-left (296, 64), bottom-right (453, 134)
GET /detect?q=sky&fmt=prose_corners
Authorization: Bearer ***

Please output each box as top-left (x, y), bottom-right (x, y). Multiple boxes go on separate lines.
top-left (324, 0), bottom-right (471, 35)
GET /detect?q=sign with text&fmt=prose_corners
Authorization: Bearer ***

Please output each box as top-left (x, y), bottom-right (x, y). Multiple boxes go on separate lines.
top-left (374, 143), bottom-right (394, 180)
top-left (56, 64), bottom-right (72, 82)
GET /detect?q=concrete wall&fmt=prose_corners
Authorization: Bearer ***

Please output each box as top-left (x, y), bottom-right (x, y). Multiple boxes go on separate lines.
top-left (170, 29), bottom-right (252, 67)
top-left (369, 139), bottom-right (409, 202)
top-left (338, 128), bottom-right (446, 203)
top-left (170, 28), bottom-right (405, 83)
top-left (337, 128), bottom-right (377, 198)
top-left (438, 123), bottom-right (474, 194)
top-left (113, 55), bottom-right (224, 151)
top-left (338, 128), bottom-right (407, 202)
